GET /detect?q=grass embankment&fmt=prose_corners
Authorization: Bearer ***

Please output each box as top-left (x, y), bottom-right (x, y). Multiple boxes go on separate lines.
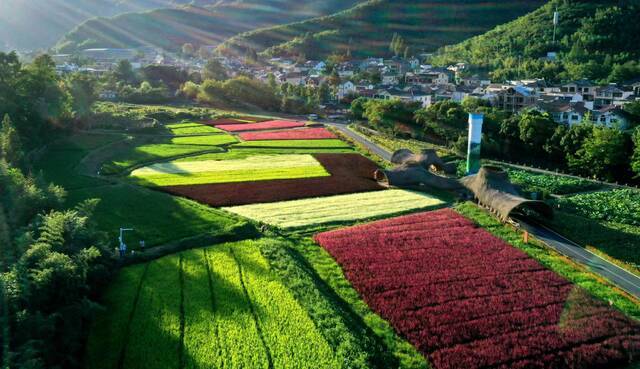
top-left (455, 202), bottom-right (640, 320)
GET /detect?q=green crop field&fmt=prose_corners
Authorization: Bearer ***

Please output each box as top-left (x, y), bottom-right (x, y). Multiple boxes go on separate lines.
top-left (505, 168), bottom-right (602, 195)
top-left (553, 189), bottom-right (640, 226)
top-left (101, 135), bottom-right (237, 175)
top-left (233, 139), bottom-right (352, 149)
top-left (86, 241), bottom-right (341, 369)
top-left (165, 122), bottom-right (223, 135)
top-left (223, 189), bottom-right (446, 229)
top-left (130, 154), bottom-right (330, 186)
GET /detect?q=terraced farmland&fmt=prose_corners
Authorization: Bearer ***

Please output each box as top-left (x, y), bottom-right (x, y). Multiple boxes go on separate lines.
top-left (239, 127), bottom-right (336, 141)
top-left (216, 120), bottom-right (306, 132)
top-left (314, 209), bottom-right (640, 369)
top-left (160, 153), bottom-right (384, 207)
top-left (223, 189), bottom-right (446, 229)
top-left (86, 241), bottom-right (342, 369)
top-left (164, 122), bottom-right (223, 135)
top-left (130, 154), bottom-right (330, 186)
top-left (233, 139), bottom-right (351, 149)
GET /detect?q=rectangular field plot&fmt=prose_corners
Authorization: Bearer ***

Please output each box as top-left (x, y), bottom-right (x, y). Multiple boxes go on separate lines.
top-left (87, 242), bottom-right (340, 369)
top-left (314, 209), bottom-right (640, 369)
top-left (216, 120), bottom-right (305, 132)
top-left (164, 122), bottom-right (223, 135)
top-left (239, 127), bottom-right (336, 141)
top-left (233, 139), bottom-right (351, 149)
top-left (161, 153), bottom-right (384, 207)
top-left (130, 154), bottom-right (329, 186)
top-left (223, 189), bottom-right (445, 229)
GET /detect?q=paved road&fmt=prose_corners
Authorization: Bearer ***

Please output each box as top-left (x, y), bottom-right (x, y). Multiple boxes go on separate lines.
top-left (325, 122), bottom-right (393, 161)
top-left (322, 121), bottom-right (640, 299)
top-left (515, 218), bottom-right (640, 299)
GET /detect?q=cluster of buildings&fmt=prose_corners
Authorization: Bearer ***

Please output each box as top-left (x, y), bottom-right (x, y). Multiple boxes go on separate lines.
top-left (246, 56), bottom-right (639, 128)
top-left (51, 47), bottom-right (639, 128)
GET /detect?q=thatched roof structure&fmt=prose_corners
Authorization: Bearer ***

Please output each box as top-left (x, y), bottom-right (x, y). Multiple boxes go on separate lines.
top-left (375, 149), bottom-right (463, 191)
top-left (461, 166), bottom-right (553, 221)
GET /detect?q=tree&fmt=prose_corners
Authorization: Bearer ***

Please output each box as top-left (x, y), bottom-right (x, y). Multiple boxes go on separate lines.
top-left (112, 60), bottom-right (136, 84)
top-left (0, 115), bottom-right (23, 168)
top-left (568, 126), bottom-right (628, 181)
top-left (203, 59), bottom-right (228, 81)
top-left (632, 127), bottom-right (640, 178)
top-left (67, 73), bottom-right (97, 118)
top-left (517, 110), bottom-right (556, 151)
top-left (182, 43), bottom-right (195, 57)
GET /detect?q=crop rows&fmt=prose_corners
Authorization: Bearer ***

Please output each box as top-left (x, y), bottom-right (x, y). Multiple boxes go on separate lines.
top-left (160, 153), bottom-right (384, 207)
top-left (216, 120), bottom-right (305, 132)
top-left (87, 242), bottom-right (340, 369)
top-left (554, 189), bottom-right (640, 226)
top-left (239, 127), bottom-right (336, 141)
top-left (232, 139), bottom-right (351, 149)
top-left (223, 189), bottom-right (445, 229)
top-left (130, 154), bottom-right (329, 186)
top-left (165, 122), bottom-right (223, 135)
top-left (314, 209), bottom-right (640, 369)
top-left (506, 168), bottom-right (601, 195)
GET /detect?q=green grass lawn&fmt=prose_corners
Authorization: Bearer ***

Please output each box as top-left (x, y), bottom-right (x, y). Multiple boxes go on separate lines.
top-left (65, 184), bottom-right (250, 247)
top-left (233, 139), bottom-right (352, 149)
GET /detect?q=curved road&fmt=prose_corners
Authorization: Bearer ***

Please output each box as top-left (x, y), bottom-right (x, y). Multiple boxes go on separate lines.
top-left (324, 120), bottom-right (640, 300)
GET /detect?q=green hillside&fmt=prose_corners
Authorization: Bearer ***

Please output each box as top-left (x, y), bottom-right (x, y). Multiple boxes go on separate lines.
top-left (431, 0), bottom-right (640, 83)
top-left (217, 0), bottom-right (547, 59)
top-left (0, 0), bottom-right (208, 51)
top-left (54, 1), bottom-right (361, 53)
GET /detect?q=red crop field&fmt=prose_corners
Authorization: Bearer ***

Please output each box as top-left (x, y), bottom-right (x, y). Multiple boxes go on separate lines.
top-left (314, 209), bottom-right (640, 369)
top-left (159, 153), bottom-right (384, 206)
top-left (239, 127), bottom-right (336, 141)
top-left (215, 120), bottom-right (305, 132)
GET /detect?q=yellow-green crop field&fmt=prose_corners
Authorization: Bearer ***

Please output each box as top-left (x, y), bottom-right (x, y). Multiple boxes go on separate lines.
top-left (223, 189), bottom-right (446, 229)
top-left (130, 154), bottom-right (330, 186)
top-left (85, 241), bottom-right (341, 369)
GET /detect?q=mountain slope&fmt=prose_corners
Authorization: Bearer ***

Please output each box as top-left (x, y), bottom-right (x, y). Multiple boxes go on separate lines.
top-left (54, 1), bottom-right (362, 53)
top-left (217, 0), bottom-right (547, 59)
top-left (431, 0), bottom-right (640, 83)
top-left (0, 0), bottom-right (209, 51)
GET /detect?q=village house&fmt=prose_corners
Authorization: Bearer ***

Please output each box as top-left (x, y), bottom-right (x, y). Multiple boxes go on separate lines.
top-left (336, 81), bottom-right (357, 100)
top-left (493, 86), bottom-right (537, 112)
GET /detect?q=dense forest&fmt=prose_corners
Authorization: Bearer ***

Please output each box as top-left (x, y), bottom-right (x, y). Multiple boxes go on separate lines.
top-left (54, 0), bottom-right (361, 53)
top-left (217, 0), bottom-right (546, 59)
top-left (431, 0), bottom-right (640, 83)
top-left (0, 52), bottom-right (112, 369)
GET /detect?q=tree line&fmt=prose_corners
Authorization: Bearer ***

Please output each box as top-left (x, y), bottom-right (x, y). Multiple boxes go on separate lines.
top-left (352, 97), bottom-right (640, 183)
top-left (0, 51), bottom-right (112, 369)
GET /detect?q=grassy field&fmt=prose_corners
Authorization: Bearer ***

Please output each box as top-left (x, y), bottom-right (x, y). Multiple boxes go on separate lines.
top-left (233, 139), bottom-right (352, 149)
top-left (130, 154), bottom-right (330, 186)
top-left (164, 122), bottom-right (223, 135)
top-left (224, 189), bottom-right (447, 230)
top-left (34, 133), bottom-right (124, 189)
top-left (101, 136), bottom-right (236, 175)
top-left (66, 184), bottom-right (251, 247)
top-left (86, 241), bottom-right (343, 369)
